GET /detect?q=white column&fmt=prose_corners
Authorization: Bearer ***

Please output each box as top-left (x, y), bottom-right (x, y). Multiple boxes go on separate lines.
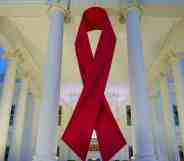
top-left (126, 6), bottom-right (156, 161)
top-left (159, 75), bottom-right (179, 161)
top-left (33, 4), bottom-right (64, 161)
top-left (150, 92), bottom-right (168, 161)
top-left (60, 143), bottom-right (68, 161)
top-left (170, 57), bottom-right (184, 150)
top-left (12, 78), bottom-right (29, 161)
top-left (32, 97), bottom-right (41, 158)
top-left (156, 93), bottom-right (169, 161)
top-left (20, 92), bottom-right (34, 161)
top-left (8, 80), bottom-right (21, 161)
top-left (149, 96), bottom-right (159, 159)
top-left (0, 58), bottom-right (17, 161)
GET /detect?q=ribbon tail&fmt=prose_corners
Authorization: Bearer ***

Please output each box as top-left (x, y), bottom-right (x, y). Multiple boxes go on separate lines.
top-left (62, 122), bottom-right (91, 161)
top-left (62, 7), bottom-right (127, 161)
top-left (96, 99), bottom-right (127, 161)
top-left (62, 100), bottom-right (98, 161)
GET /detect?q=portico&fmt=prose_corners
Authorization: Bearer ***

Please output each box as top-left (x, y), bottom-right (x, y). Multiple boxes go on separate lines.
top-left (0, 0), bottom-right (184, 161)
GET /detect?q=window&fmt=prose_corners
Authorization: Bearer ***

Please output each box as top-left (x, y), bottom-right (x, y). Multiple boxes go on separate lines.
top-left (4, 146), bottom-right (10, 161)
top-left (179, 145), bottom-right (184, 161)
top-left (9, 104), bottom-right (16, 126)
top-left (128, 145), bottom-right (133, 160)
top-left (126, 105), bottom-right (131, 126)
top-left (173, 104), bottom-right (179, 126)
top-left (56, 146), bottom-right (60, 157)
top-left (58, 105), bottom-right (62, 126)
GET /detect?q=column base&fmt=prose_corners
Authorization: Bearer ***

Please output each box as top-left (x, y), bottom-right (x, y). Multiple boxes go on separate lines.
top-left (33, 154), bottom-right (57, 161)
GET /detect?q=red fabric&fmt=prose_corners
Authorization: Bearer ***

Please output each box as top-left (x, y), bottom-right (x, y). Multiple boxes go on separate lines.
top-left (62, 7), bottom-right (126, 161)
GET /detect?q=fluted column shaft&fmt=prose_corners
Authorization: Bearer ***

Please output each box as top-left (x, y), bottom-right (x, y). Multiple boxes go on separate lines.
top-left (126, 6), bottom-right (156, 161)
top-left (12, 78), bottom-right (29, 161)
top-left (170, 58), bottom-right (184, 150)
top-left (159, 75), bottom-right (179, 161)
top-left (33, 4), bottom-right (64, 161)
top-left (32, 97), bottom-right (41, 158)
top-left (149, 90), bottom-right (168, 161)
top-left (0, 58), bottom-right (17, 161)
top-left (20, 92), bottom-right (34, 161)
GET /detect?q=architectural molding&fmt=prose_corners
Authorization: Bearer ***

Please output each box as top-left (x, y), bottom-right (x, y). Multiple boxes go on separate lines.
top-left (3, 47), bottom-right (42, 100)
top-left (0, 17), bottom-right (42, 100)
top-left (148, 18), bottom-right (184, 88)
top-left (0, 18), bottom-right (39, 68)
top-left (149, 50), bottom-right (183, 88)
top-left (61, 83), bottom-right (130, 107)
top-left (160, 18), bottom-right (184, 54)
top-left (0, 33), bottom-right (11, 49)
top-left (0, 1), bottom-right (182, 17)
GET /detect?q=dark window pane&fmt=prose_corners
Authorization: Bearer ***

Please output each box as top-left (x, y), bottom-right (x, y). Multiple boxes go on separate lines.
top-left (128, 145), bottom-right (133, 159)
top-left (56, 146), bottom-right (60, 157)
top-left (179, 146), bottom-right (184, 161)
top-left (9, 104), bottom-right (16, 126)
top-left (126, 105), bottom-right (131, 126)
top-left (58, 105), bottom-right (62, 126)
top-left (4, 146), bottom-right (10, 161)
top-left (173, 105), bottom-right (179, 126)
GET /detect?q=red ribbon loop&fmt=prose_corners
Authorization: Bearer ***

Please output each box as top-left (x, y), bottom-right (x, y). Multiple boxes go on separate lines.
top-left (62, 7), bottom-right (126, 161)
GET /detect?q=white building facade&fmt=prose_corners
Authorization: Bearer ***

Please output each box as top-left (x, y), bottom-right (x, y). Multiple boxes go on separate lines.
top-left (0, 0), bottom-right (184, 161)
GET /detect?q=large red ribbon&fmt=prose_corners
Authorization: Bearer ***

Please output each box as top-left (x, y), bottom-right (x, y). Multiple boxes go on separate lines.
top-left (62, 7), bottom-right (126, 161)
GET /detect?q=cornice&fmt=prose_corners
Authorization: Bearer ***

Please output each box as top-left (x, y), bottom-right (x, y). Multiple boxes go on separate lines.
top-left (0, 1), bottom-right (183, 17)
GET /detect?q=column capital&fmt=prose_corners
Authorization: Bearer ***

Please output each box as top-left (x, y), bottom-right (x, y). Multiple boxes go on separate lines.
top-left (0, 48), bottom-right (17, 161)
top-left (3, 48), bottom-right (22, 61)
top-left (120, 0), bottom-right (143, 24)
top-left (127, 4), bottom-right (140, 12)
top-left (159, 71), bottom-right (168, 80)
top-left (127, 0), bottom-right (143, 14)
top-left (168, 51), bottom-right (180, 65)
top-left (48, 3), bottom-right (66, 15)
top-left (48, 3), bottom-right (71, 24)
